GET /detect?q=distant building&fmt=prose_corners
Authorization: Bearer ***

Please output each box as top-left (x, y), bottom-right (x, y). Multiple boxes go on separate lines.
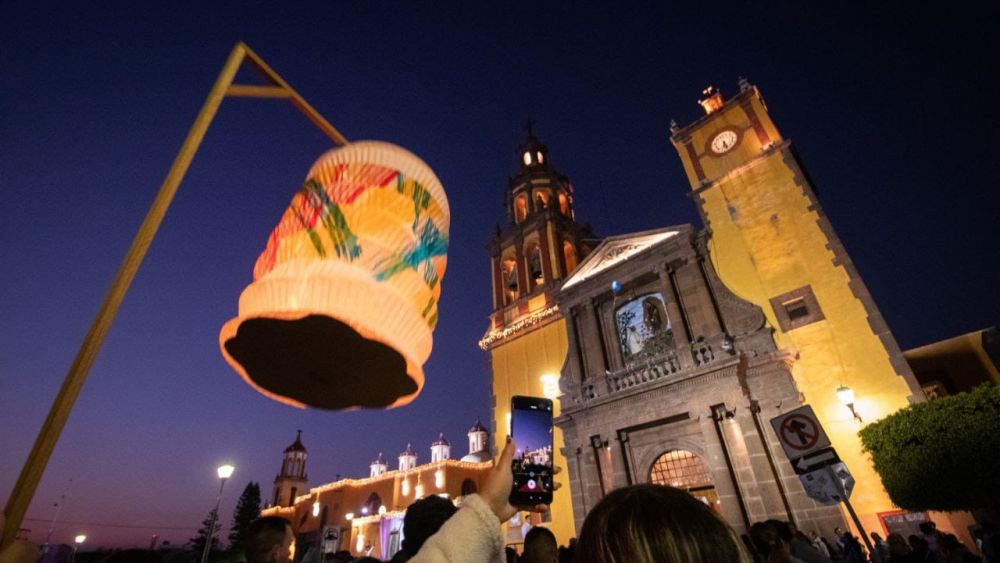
top-left (271, 430), bottom-right (308, 508)
top-left (261, 422), bottom-right (492, 561)
top-left (905, 327), bottom-right (999, 397)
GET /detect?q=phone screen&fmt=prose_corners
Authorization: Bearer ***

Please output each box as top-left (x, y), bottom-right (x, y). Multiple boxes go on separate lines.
top-left (510, 396), bottom-right (554, 505)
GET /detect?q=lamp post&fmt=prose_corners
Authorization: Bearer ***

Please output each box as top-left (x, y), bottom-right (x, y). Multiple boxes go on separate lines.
top-left (201, 464), bottom-right (234, 563)
top-left (72, 534), bottom-right (86, 563)
top-left (836, 385), bottom-right (863, 423)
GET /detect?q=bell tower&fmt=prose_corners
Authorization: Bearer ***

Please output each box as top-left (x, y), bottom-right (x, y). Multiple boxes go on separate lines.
top-left (481, 124), bottom-right (593, 545)
top-left (670, 79), bottom-right (923, 534)
top-left (487, 123), bottom-right (594, 331)
top-left (272, 430), bottom-right (308, 508)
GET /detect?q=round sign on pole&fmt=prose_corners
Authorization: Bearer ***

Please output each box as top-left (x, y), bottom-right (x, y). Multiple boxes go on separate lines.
top-left (779, 414), bottom-right (820, 450)
top-left (770, 405), bottom-right (831, 460)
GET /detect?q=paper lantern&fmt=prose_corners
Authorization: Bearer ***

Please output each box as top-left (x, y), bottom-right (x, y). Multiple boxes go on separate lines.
top-left (220, 141), bottom-right (449, 409)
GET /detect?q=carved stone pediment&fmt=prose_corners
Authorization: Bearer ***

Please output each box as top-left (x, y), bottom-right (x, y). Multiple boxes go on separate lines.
top-left (562, 228), bottom-right (681, 290)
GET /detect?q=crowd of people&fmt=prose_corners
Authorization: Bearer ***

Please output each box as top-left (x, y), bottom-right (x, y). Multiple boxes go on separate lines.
top-left (2, 439), bottom-right (996, 563)
top-left (742, 518), bottom-right (994, 563)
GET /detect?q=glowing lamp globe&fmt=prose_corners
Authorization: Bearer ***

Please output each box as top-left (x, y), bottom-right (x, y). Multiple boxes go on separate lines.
top-left (220, 141), bottom-right (450, 410)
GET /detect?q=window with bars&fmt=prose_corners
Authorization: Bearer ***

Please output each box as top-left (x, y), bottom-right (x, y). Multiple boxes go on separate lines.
top-left (649, 450), bottom-right (714, 489)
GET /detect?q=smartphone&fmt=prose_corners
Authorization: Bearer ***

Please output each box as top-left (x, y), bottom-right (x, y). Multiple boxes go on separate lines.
top-left (509, 395), bottom-right (554, 506)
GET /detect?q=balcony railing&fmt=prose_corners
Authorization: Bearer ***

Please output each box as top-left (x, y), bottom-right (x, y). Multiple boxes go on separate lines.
top-left (562, 339), bottom-right (728, 405)
top-left (564, 350), bottom-right (681, 405)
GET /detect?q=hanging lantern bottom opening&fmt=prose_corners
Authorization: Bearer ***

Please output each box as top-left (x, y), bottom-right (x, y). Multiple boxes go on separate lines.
top-left (223, 314), bottom-right (417, 409)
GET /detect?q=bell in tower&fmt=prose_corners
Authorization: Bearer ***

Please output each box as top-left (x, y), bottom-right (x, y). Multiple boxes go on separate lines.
top-left (486, 123), bottom-right (595, 333)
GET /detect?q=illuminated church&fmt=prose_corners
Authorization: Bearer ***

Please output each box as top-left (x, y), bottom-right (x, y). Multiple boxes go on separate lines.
top-left (482, 80), bottom-right (951, 545)
top-left (262, 422), bottom-right (493, 559)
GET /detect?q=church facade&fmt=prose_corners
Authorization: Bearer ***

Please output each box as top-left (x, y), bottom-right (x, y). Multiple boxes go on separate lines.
top-left (482, 81), bottom-right (925, 543)
top-left (263, 424), bottom-right (493, 560)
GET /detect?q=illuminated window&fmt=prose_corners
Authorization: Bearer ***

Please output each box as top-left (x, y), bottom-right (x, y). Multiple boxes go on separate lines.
top-left (515, 195), bottom-right (528, 223)
top-left (558, 193), bottom-right (569, 216)
top-left (523, 152), bottom-right (532, 165)
top-left (649, 450), bottom-right (719, 510)
top-left (537, 151), bottom-right (544, 163)
top-left (562, 241), bottom-right (577, 273)
top-left (401, 479), bottom-right (409, 496)
top-left (435, 470), bottom-right (445, 488)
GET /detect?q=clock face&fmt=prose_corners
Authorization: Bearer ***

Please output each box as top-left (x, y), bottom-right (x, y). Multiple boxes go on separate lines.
top-left (710, 130), bottom-right (739, 154)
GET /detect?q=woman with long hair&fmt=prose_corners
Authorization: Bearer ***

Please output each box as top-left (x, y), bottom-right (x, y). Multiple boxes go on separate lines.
top-left (574, 485), bottom-right (752, 563)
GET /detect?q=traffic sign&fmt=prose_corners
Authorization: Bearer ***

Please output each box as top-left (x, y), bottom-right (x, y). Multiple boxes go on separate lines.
top-left (799, 462), bottom-right (855, 505)
top-left (792, 447), bottom-right (841, 475)
top-left (770, 405), bottom-right (831, 460)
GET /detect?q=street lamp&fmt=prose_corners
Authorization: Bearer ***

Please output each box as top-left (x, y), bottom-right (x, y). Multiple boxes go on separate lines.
top-left (201, 464), bottom-right (234, 563)
top-left (72, 534), bottom-right (86, 563)
top-left (836, 385), bottom-right (863, 423)
top-left (540, 374), bottom-right (561, 400)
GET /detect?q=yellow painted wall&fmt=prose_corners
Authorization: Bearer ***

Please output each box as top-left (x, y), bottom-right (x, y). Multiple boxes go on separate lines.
top-left (490, 319), bottom-right (575, 545)
top-left (692, 139), bottom-right (918, 534)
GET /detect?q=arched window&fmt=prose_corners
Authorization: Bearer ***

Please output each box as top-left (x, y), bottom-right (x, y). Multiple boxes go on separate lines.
top-left (289, 487), bottom-right (298, 507)
top-left (502, 256), bottom-right (519, 304)
top-left (515, 195), bottom-right (528, 223)
top-left (649, 450), bottom-right (719, 510)
top-left (562, 241), bottom-right (578, 274)
top-left (526, 243), bottom-right (544, 288)
top-left (534, 189), bottom-right (551, 210)
top-left (558, 193), bottom-right (569, 216)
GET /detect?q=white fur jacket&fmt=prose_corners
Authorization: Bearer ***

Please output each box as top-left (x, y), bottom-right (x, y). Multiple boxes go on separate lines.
top-left (408, 494), bottom-right (505, 563)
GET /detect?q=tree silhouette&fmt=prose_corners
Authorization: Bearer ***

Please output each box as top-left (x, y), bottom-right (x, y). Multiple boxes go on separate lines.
top-left (190, 509), bottom-right (221, 555)
top-left (229, 482), bottom-right (262, 551)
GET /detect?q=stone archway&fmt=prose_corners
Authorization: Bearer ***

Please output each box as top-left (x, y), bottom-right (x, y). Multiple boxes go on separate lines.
top-left (648, 449), bottom-right (720, 512)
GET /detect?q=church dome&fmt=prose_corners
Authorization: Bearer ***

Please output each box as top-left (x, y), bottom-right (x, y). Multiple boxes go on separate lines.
top-left (432, 432), bottom-right (450, 446)
top-left (460, 451), bottom-right (490, 463)
top-left (400, 443), bottom-right (416, 457)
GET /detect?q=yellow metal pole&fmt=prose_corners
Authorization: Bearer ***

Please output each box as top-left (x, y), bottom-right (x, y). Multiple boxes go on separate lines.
top-left (240, 43), bottom-right (349, 146)
top-left (2, 41), bottom-right (348, 548)
top-left (0, 44), bottom-right (250, 549)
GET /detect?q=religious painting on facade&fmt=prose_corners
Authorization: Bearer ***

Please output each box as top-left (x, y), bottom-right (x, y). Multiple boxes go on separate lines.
top-left (615, 293), bottom-right (673, 362)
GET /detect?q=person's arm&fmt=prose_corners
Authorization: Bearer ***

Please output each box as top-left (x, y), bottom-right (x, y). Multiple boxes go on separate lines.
top-left (406, 494), bottom-right (504, 563)
top-left (408, 438), bottom-right (557, 563)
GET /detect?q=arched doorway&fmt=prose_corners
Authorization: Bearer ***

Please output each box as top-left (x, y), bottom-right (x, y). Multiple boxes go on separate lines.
top-left (649, 449), bottom-right (720, 511)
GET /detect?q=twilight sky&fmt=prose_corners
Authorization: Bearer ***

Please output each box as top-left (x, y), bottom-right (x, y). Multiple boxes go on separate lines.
top-left (2, 1), bottom-right (997, 549)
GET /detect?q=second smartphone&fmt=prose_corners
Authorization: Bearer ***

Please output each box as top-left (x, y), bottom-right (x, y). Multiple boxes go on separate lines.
top-left (509, 395), bottom-right (554, 506)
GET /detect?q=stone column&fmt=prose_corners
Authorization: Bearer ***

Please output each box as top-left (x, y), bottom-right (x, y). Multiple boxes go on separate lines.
top-left (491, 256), bottom-right (504, 310)
top-left (514, 240), bottom-right (528, 295)
top-left (586, 298), bottom-right (610, 380)
top-left (563, 308), bottom-right (584, 384)
top-left (657, 265), bottom-right (695, 369)
top-left (609, 435), bottom-right (633, 488)
top-left (537, 224), bottom-right (554, 285)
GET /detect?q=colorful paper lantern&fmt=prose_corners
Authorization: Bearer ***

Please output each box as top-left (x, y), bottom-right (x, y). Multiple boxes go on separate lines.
top-left (220, 141), bottom-right (449, 409)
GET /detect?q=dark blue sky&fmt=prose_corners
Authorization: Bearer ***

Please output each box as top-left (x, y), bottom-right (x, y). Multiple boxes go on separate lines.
top-left (2, 1), bottom-right (997, 549)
